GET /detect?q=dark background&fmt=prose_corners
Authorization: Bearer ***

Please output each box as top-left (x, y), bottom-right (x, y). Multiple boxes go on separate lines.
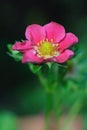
top-left (0, 0), bottom-right (87, 115)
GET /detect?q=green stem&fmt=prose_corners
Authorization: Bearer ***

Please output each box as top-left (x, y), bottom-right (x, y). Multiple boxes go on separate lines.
top-left (37, 64), bottom-right (60, 130)
top-left (37, 70), bottom-right (50, 92)
top-left (53, 88), bottom-right (58, 130)
top-left (45, 91), bottom-right (53, 130)
top-left (37, 70), bottom-right (53, 130)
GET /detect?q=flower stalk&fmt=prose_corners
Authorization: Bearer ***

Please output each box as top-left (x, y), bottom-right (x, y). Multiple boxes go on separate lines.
top-left (37, 65), bottom-right (59, 130)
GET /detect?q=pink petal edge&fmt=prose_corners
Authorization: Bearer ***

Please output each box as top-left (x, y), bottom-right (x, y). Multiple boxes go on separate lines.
top-left (52, 49), bottom-right (74, 63)
top-left (22, 49), bottom-right (43, 63)
top-left (43, 21), bottom-right (65, 43)
top-left (25, 24), bottom-right (46, 44)
top-left (12, 40), bottom-right (32, 52)
top-left (59, 33), bottom-right (78, 52)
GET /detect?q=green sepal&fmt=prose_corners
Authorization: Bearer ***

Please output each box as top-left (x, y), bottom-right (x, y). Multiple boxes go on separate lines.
top-left (7, 44), bottom-right (22, 61)
top-left (46, 62), bottom-right (53, 69)
top-left (71, 43), bottom-right (80, 57)
top-left (28, 63), bottom-right (42, 74)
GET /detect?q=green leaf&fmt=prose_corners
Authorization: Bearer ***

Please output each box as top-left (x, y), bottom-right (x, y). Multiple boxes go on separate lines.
top-left (28, 63), bottom-right (42, 73)
top-left (7, 44), bottom-right (22, 61)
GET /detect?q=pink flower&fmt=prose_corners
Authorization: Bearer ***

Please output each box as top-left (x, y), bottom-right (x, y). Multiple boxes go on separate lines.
top-left (12, 22), bottom-right (78, 64)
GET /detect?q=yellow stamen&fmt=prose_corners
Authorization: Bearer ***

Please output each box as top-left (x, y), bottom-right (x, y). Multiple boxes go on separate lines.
top-left (34, 40), bottom-right (60, 59)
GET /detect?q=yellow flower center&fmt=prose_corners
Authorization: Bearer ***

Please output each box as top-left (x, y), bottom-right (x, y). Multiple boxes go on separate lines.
top-left (34, 39), bottom-right (60, 59)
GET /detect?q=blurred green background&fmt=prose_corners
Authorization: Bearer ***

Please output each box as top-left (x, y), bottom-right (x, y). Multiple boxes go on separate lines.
top-left (0, 0), bottom-right (87, 129)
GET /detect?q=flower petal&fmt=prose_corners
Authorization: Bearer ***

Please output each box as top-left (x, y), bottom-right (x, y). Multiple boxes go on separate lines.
top-left (25, 24), bottom-right (46, 44)
top-left (12, 40), bottom-right (32, 52)
top-left (52, 49), bottom-right (74, 63)
top-left (43, 22), bottom-right (65, 42)
top-left (59, 33), bottom-right (78, 52)
top-left (22, 49), bottom-right (43, 63)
